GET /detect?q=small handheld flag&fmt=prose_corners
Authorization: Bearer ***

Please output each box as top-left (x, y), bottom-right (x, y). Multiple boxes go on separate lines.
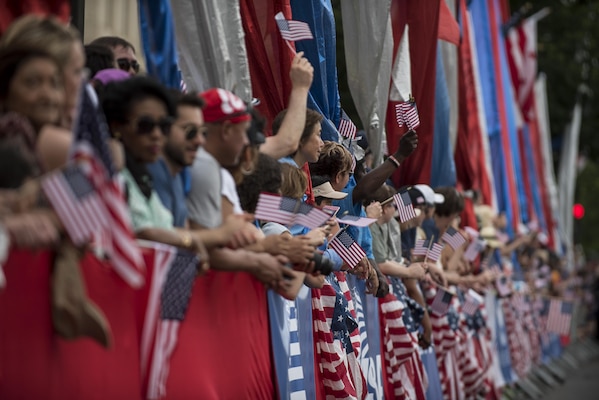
top-left (414, 239), bottom-right (444, 262)
top-left (274, 12), bottom-right (313, 42)
top-left (254, 193), bottom-right (330, 229)
top-left (41, 165), bottom-right (109, 245)
top-left (329, 230), bottom-right (366, 269)
top-left (395, 99), bottom-right (420, 130)
top-left (338, 110), bottom-right (357, 139)
top-left (430, 287), bottom-right (453, 315)
top-left (546, 299), bottom-right (573, 336)
top-left (462, 289), bottom-right (483, 316)
top-left (392, 191), bottom-right (417, 223)
top-left (441, 227), bottom-right (466, 250)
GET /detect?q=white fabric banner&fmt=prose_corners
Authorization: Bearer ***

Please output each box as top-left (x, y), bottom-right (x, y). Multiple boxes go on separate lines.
top-left (170, 0), bottom-right (252, 101)
top-left (534, 74), bottom-right (562, 254)
top-left (558, 93), bottom-right (582, 270)
top-left (340, 0), bottom-right (393, 165)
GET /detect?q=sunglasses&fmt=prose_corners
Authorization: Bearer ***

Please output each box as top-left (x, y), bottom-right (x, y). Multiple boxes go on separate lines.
top-left (182, 125), bottom-right (203, 141)
top-left (117, 58), bottom-right (140, 73)
top-left (135, 116), bottom-right (173, 136)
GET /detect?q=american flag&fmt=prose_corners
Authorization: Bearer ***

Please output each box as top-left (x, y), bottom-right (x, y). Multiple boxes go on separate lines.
top-left (430, 287), bottom-right (453, 315)
top-left (413, 239), bottom-right (444, 262)
top-left (462, 289), bottom-right (483, 316)
top-left (393, 191), bottom-right (417, 223)
top-left (329, 230), bottom-right (366, 268)
top-left (441, 227), bottom-right (466, 250)
top-left (255, 193), bottom-right (329, 229)
top-left (546, 299), bottom-right (573, 336)
top-left (395, 100), bottom-right (420, 130)
top-left (141, 244), bottom-right (199, 399)
top-left (312, 274), bottom-right (366, 399)
top-left (494, 273), bottom-right (512, 297)
top-left (41, 165), bottom-right (110, 245)
top-left (464, 239), bottom-right (485, 261)
top-left (379, 290), bottom-right (419, 395)
top-left (323, 205), bottom-right (340, 217)
top-left (295, 202), bottom-right (331, 229)
top-left (336, 214), bottom-right (377, 227)
top-left (70, 84), bottom-right (145, 287)
top-left (274, 12), bottom-right (313, 42)
top-left (338, 110), bottom-right (357, 139)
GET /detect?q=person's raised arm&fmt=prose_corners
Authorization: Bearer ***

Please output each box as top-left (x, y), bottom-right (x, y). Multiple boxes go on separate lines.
top-left (352, 130), bottom-right (418, 204)
top-left (259, 52), bottom-right (314, 159)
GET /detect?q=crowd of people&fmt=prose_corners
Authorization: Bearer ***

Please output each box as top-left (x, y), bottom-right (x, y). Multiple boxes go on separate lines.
top-left (0, 14), bottom-right (597, 400)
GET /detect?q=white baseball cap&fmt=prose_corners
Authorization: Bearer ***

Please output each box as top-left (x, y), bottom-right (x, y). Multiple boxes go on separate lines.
top-left (414, 184), bottom-right (444, 206)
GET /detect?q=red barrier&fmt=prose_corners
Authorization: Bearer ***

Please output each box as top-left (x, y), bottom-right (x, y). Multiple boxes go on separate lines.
top-left (0, 250), bottom-right (142, 399)
top-left (0, 247), bottom-right (274, 399)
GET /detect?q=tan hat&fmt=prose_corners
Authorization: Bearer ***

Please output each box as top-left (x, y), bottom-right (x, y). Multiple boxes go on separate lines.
top-left (313, 182), bottom-right (348, 199)
top-left (480, 226), bottom-right (502, 248)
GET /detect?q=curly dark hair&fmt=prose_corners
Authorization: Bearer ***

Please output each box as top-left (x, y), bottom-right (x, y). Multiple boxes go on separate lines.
top-left (237, 153), bottom-right (282, 213)
top-left (101, 76), bottom-right (176, 128)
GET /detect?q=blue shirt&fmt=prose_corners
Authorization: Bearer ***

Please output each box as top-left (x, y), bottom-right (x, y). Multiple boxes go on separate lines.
top-left (332, 176), bottom-right (375, 259)
top-left (421, 218), bottom-right (440, 242)
top-left (147, 158), bottom-right (188, 228)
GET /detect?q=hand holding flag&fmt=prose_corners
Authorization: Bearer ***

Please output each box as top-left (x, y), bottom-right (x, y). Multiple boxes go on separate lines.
top-left (395, 97), bottom-right (421, 130)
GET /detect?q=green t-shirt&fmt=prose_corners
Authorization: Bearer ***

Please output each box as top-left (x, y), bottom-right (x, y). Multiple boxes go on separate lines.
top-left (121, 168), bottom-right (173, 232)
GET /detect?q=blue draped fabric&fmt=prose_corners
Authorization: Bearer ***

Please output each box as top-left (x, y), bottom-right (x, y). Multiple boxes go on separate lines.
top-left (430, 44), bottom-right (457, 188)
top-left (138, 0), bottom-right (182, 89)
top-left (469, 0), bottom-right (514, 236)
top-left (290, 0), bottom-right (341, 142)
top-left (521, 125), bottom-right (547, 230)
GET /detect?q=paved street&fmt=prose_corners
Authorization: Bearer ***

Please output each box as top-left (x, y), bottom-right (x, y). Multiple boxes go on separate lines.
top-left (545, 356), bottom-right (599, 400)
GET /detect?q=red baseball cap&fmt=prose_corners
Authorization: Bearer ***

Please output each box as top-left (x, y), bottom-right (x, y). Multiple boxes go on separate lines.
top-left (200, 88), bottom-right (251, 124)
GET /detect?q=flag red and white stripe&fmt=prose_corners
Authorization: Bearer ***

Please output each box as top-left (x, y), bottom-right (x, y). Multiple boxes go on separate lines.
top-left (338, 110), bottom-right (357, 139)
top-left (392, 191), bottom-right (417, 223)
top-left (395, 100), bottom-right (420, 130)
top-left (329, 230), bottom-right (366, 268)
top-left (462, 289), bottom-right (483, 316)
top-left (41, 165), bottom-right (110, 245)
top-left (441, 227), bottom-right (466, 250)
top-left (464, 239), bottom-right (485, 261)
top-left (312, 274), bottom-right (366, 400)
top-left (546, 299), bottom-right (573, 336)
top-left (255, 193), bottom-right (329, 228)
top-left (274, 12), bottom-right (313, 42)
top-left (430, 287), bottom-right (453, 315)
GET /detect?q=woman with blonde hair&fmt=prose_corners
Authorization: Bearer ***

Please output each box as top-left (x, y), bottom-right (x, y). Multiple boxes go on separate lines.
top-left (0, 15), bottom-right (85, 171)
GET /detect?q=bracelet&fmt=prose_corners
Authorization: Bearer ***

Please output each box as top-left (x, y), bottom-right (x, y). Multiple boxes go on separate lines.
top-left (388, 155), bottom-right (401, 168)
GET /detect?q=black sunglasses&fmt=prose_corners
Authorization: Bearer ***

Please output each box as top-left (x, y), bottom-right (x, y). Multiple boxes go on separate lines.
top-left (183, 125), bottom-right (203, 141)
top-left (135, 116), bottom-right (172, 136)
top-left (117, 58), bottom-right (140, 73)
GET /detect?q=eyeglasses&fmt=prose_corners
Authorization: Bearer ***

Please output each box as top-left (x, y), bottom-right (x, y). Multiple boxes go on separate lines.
top-left (135, 116), bottom-right (173, 136)
top-left (117, 58), bottom-right (140, 73)
top-left (183, 125), bottom-right (203, 140)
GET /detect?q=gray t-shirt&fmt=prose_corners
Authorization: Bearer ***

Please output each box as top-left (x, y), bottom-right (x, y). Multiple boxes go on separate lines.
top-left (186, 147), bottom-right (222, 229)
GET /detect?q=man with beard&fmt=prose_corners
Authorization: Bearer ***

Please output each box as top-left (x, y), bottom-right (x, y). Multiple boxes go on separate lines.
top-left (148, 92), bottom-right (204, 227)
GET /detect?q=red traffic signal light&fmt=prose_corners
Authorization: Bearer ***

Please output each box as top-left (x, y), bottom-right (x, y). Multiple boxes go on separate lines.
top-left (573, 203), bottom-right (585, 220)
